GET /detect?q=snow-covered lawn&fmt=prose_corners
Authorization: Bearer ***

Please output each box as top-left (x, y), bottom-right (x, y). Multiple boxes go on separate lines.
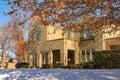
top-left (0, 69), bottom-right (120, 80)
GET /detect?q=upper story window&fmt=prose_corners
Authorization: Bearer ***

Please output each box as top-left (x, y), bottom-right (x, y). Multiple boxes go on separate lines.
top-left (86, 30), bottom-right (91, 39)
top-left (36, 31), bottom-right (41, 41)
top-left (68, 31), bottom-right (74, 39)
top-left (29, 25), bottom-right (41, 42)
top-left (68, 31), bottom-right (71, 38)
top-left (81, 30), bottom-right (94, 39)
top-left (30, 30), bottom-right (41, 41)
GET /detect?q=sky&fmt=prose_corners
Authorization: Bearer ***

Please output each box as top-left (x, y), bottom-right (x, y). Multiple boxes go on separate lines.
top-left (0, 0), bottom-right (43, 26)
top-left (0, 1), bottom-right (10, 26)
top-left (0, 0), bottom-right (44, 58)
top-left (0, 0), bottom-right (101, 27)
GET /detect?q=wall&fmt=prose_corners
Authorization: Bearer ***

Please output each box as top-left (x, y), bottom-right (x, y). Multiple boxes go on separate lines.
top-left (7, 62), bottom-right (16, 69)
top-left (106, 38), bottom-right (120, 50)
top-left (80, 31), bottom-right (104, 51)
top-left (47, 25), bottom-right (63, 40)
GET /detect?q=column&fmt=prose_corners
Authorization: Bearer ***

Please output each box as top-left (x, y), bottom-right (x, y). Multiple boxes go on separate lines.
top-left (90, 50), bottom-right (93, 61)
top-left (29, 55), bottom-right (33, 67)
top-left (61, 49), bottom-right (67, 66)
top-left (75, 49), bottom-right (79, 64)
top-left (85, 50), bottom-right (87, 62)
top-left (48, 49), bottom-right (53, 67)
top-left (79, 50), bottom-right (82, 63)
top-left (38, 52), bottom-right (42, 68)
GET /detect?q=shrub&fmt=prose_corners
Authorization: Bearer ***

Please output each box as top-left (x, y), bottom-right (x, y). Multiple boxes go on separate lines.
top-left (66, 64), bottom-right (83, 69)
top-left (8, 58), bottom-right (14, 62)
top-left (54, 63), bottom-right (64, 68)
top-left (82, 62), bottom-right (94, 69)
top-left (75, 64), bottom-right (83, 69)
top-left (15, 62), bottom-right (29, 68)
top-left (42, 64), bottom-right (51, 69)
top-left (66, 64), bottom-right (76, 69)
top-left (93, 50), bottom-right (120, 69)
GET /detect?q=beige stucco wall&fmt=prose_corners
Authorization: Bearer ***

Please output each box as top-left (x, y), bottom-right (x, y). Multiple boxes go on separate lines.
top-left (47, 25), bottom-right (63, 40)
top-left (39, 39), bottom-right (65, 65)
top-left (39, 39), bottom-right (80, 66)
top-left (64, 39), bottom-right (80, 65)
top-left (28, 23), bottom-right (81, 66)
top-left (80, 31), bottom-right (104, 51)
top-left (103, 25), bottom-right (120, 50)
top-left (103, 25), bottom-right (120, 39)
top-left (27, 23), bottom-right (120, 67)
top-left (106, 38), bottom-right (120, 50)
top-left (7, 62), bottom-right (16, 69)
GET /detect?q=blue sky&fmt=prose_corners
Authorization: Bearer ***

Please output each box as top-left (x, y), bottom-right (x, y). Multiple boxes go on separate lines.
top-left (0, 0), bottom-right (43, 57)
top-left (0, 0), bottom-right (43, 26)
top-left (0, 1), bottom-right (10, 26)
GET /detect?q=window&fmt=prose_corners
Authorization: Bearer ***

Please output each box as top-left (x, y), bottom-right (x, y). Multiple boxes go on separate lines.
top-left (36, 31), bottom-right (41, 41)
top-left (68, 31), bottom-right (73, 39)
top-left (82, 50), bottom-right (85, 55)
top-left (81, 30), bottom-right (94, 39)
top-left (42, 53), bottom-right (48, 64)
top-left (81, 50), bottom-right (85, 62)
top-left (68, 31), bottom-right (71, 38)
top-left (86, 30), bottom-right (91, 39)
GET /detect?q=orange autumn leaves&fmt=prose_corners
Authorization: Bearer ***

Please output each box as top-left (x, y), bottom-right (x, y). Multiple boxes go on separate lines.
top-left (11, 26), bottom-right (25, 62)
top-left (3, 0), bottom-right (119, 31)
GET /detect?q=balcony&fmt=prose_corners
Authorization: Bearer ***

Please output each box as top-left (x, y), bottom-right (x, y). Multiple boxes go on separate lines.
top-left (79, 35), bottom-right (95, 43)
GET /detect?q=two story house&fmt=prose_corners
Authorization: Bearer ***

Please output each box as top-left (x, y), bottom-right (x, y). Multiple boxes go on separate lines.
top-left (26, 22), bottom-right (120, 68)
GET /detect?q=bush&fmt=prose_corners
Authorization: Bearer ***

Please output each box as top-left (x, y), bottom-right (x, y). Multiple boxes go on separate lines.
top-left (54, 63), bottom-right (64, 68)
top-left (75, 64), bottom-right (83, 69)
top-left (82, 62), bottom-right (94, 69)
top-left (42, 64), bottom-right (51, 69)
top-left (15, 62), bottom-right (29, 68)
top-left (93, 50), bottom-right (120, 69)
top-left (66, 64), bottom-right (76, 69)
top-left (8, 58), bottom-right (14, 62)
top-left (66, 64), bottom-right (83, 69)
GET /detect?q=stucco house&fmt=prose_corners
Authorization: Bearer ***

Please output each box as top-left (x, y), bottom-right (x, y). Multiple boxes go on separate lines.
top-left (26, 23), bottom-right (120, 68)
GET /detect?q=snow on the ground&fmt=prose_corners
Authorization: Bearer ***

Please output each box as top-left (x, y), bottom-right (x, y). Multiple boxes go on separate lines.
top-left (0, 74), bottom-right (10, 80)
top-left (0, 69), bottom-right (120, 80)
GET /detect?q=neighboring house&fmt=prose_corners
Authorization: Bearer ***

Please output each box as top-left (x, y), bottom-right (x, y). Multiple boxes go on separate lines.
top-left (0, 54), bottom-right (6, 67)
top-left (26, 23), bottom-right (120, 68)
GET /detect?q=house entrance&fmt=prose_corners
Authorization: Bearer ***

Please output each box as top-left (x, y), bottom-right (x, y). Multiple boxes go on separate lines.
top-left (52, 50), bottom-right (60, 66)
top-left (68, 50), bottom-right (75, 65)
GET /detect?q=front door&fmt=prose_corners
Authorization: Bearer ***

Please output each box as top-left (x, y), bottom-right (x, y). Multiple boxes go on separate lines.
top-left (52, 50), bottom-right (60, 66)
top-left (68, 50), bottom-right (75, 65)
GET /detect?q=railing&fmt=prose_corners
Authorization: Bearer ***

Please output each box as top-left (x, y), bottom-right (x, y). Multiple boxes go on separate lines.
top-left (80, 35), bottom-right (95, 43)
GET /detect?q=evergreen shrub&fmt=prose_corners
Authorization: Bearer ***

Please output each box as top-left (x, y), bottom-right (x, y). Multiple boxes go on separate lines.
top-left (93, 50), bottom-right (120, 69)
top-left (15, 62), bottom-right (29, 68)
top-left (54, 63), bottom-right (64, 68)
top-left (82, 62), bottom-right (94, 69)
top-left (42, 64), bottom-right (51, 69)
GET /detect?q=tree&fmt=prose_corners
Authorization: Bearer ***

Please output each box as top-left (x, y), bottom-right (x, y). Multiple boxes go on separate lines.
top-left (6, 16), bottom-right (26, 62)
top-left (11, 25), bottom-right (26, 62)
top-left (3, 0), bottom-right (120, 32)
top-left (0, 26), bottom-right (12, 67)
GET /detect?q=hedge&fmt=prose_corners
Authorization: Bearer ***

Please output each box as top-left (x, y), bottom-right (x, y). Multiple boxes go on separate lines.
top-left (15, 62), bottom-right (29, 68)
top-left (93, 50), bottom-right (120, 69)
